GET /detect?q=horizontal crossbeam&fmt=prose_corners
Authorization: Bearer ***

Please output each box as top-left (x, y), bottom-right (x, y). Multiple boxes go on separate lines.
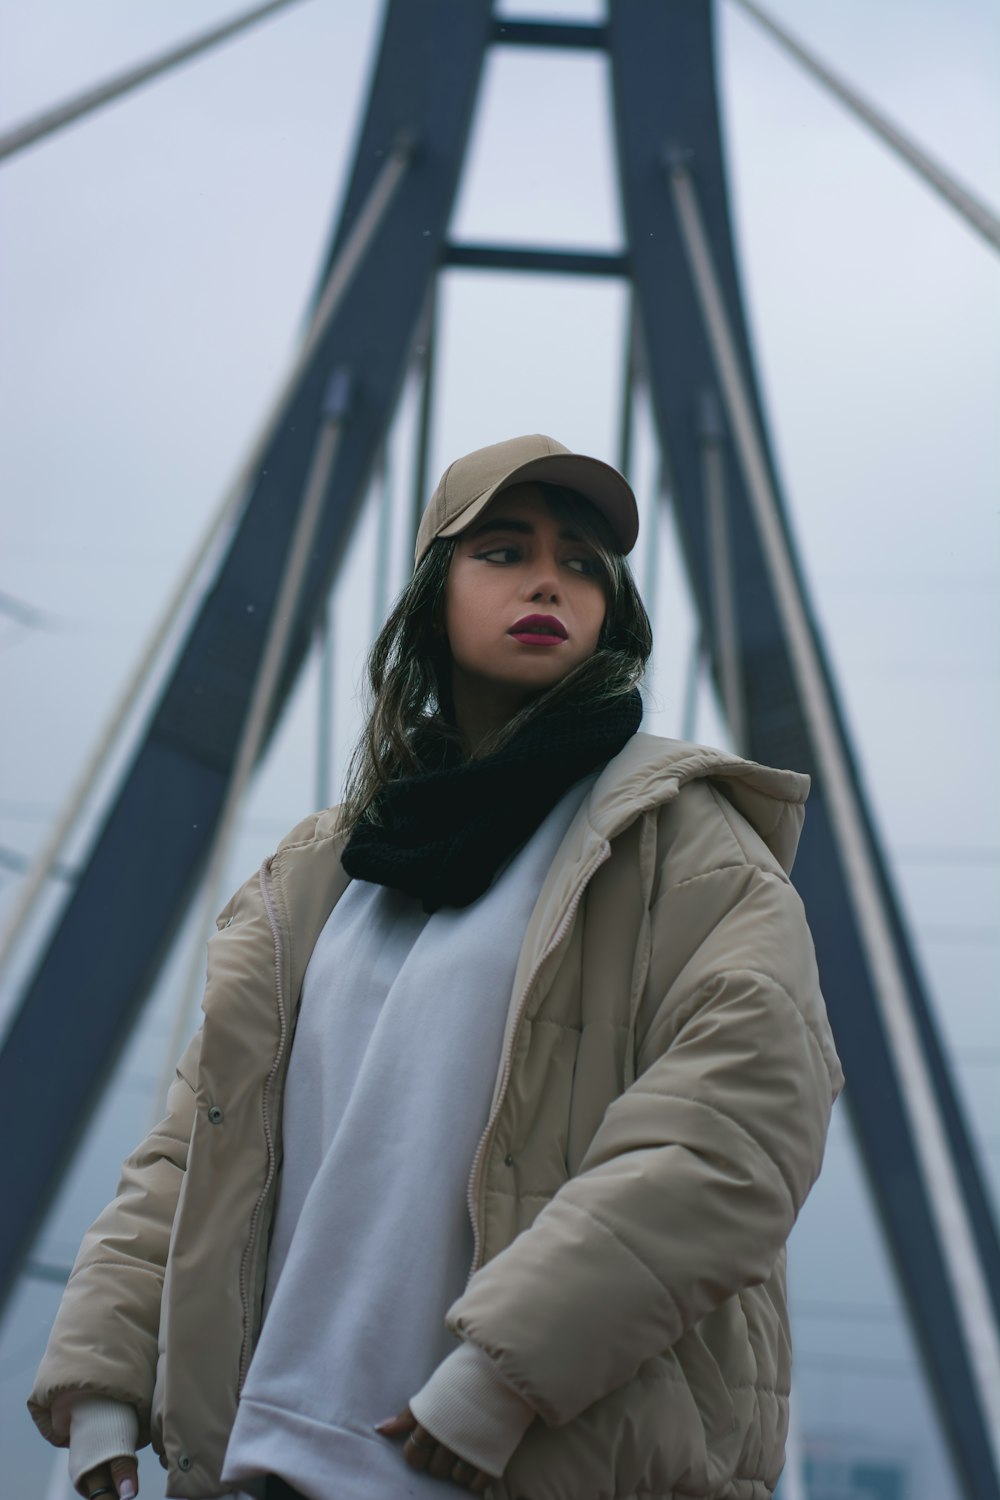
top-left (444, 243), bottom-right (627, 277)
top-left (490, 19), bottom-right (608, 50)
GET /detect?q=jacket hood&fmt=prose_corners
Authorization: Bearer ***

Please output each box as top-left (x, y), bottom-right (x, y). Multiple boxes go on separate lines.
top-left (584, 732), bottom-right (810, 875)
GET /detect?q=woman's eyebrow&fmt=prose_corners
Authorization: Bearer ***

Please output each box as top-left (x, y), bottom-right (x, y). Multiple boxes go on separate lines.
top-left (467, 517), bottom-right (585, 542)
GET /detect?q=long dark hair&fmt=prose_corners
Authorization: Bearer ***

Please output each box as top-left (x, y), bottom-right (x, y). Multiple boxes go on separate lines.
top-left (337, 484), bottom-right (652, 836)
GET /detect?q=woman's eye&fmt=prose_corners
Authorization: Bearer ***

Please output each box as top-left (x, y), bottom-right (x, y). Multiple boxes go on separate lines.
top-left (474, 547), bottom-right (600, 574)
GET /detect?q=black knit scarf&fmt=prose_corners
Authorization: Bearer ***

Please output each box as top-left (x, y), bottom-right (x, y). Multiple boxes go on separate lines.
top-left (341, 687), bottom-right (643, 913)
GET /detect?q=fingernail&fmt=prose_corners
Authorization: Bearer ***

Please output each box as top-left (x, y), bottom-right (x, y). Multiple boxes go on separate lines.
top-left (119, 1483), bottom-right (137, 1500)
top-left (373, 1419), bottom-right (395, 1432)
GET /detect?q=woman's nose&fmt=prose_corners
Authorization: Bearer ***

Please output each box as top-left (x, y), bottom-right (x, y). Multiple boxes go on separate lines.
top-left (527, 558), bottom-right (561, 601)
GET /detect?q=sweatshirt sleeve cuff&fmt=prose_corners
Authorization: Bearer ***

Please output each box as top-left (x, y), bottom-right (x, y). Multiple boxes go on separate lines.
top-left (67, 1398), bottom-right (138, 1493)
top-left (409, 1341), bottom-right (536, 1479)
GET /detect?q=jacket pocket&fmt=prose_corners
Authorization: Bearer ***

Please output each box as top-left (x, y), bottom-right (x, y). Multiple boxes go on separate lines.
top-left (671, 1327), bottom-right (741, 1491)
top-left (495, 1352), bottom-right (722, 1500)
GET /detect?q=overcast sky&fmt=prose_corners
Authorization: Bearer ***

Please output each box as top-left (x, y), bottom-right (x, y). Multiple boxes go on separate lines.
top-left (1, 1), bottom-right (998, 1496)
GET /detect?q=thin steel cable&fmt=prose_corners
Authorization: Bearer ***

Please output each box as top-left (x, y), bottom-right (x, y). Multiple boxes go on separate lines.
top-left (150, 385), bottom-right (348, 1125)
top-left (372, 442), bottom-right (394, 640)
top-left (0, 0), bottom-right (312, 164)
top-left (410, 291), bottom-right (438, 553)
top-left (616, 296), bottom-right (652, 713)
top-left (0, 138), bottom-right (412, 986)
top-left (148, 138), bottom-right (414, 1122)
top-left (698, 389), bottom-right (746, 754)
top-left (727, 0), bottom-right (1000, 256)
top-left (0, 591), bottom-right (52, 629)
top-left (665, 143), bottom-right (1000, 1466)
top-left (0, 474), bottom-right (247, 980)
top-left (617, 295), bottom-right (636, 479)
top-left (639, 473), bottom-right (661, 714)
top-left (0, 845), bottom-right (74, 881)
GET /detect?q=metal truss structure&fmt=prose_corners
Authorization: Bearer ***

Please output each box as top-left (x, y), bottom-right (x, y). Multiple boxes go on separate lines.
top-left (1, 4), bottom-right (997, 1494)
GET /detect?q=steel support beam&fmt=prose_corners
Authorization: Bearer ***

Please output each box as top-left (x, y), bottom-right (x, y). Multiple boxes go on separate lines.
top-left (0, 0), bottom-right (492, 1313)
top-left (444, 243), bottom-right (628, 278)
top-left (490, 19), bottom-right (608, 50)
top-left (609, 4), bottom-right (1000, 1495)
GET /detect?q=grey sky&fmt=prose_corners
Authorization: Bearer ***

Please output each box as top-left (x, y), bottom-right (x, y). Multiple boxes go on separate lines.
top-left (1, 1), bottom-right (998, 1495)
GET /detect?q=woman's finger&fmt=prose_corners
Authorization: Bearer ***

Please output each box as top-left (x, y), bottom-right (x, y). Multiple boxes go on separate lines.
top-left (429, 1440), bottom-right (458, 1481)
top-left (80, 1465), bottom-right (113, 1500)
top-left (373, 1406), bottom-right (416, 1436)
top-left (402, 1421), bottom-right (437, 1471)
top-left (109, 1454), bottom-right (138, 1498)
top-left (80, 1456), bottom-right (138, 1500)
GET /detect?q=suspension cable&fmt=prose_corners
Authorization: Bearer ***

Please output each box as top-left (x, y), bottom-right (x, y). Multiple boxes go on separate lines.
top-left (0, 136), bottom-right (413, 986)
top-left (0, 0), bottom-right (311, 165)
top-left (727, 0), bottom-right (1000, 256)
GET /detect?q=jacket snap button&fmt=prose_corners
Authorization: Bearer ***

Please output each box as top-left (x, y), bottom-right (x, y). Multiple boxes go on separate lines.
top-left (178, 1453), bottom-right (193, 1471)
top-left (207, 1106), bottom-right (224, 1124)
top-left (503, 1153), bottom-right (514, 1167)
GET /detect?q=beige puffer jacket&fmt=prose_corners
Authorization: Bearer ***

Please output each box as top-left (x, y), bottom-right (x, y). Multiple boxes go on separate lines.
top-left (28, 732), bottom-right (843, 1500)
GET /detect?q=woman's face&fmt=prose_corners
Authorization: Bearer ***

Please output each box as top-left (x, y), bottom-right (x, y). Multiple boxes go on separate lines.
top-left (443, 483), bottom-right (608, 709)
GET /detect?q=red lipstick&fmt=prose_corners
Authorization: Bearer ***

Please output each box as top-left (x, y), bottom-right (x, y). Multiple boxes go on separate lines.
top-left (508, 614), bottom-right (568, 646)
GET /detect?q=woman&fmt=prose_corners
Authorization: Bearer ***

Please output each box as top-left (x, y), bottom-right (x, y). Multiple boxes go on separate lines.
top-left (28, 433), bottom-right (843, 1500)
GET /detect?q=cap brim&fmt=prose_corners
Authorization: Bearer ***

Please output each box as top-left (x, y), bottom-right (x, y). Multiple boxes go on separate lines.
top-left (435, 453), bottom-right (639, 554)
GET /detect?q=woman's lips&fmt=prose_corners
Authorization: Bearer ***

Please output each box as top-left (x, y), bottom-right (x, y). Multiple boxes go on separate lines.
top-left (508, 630), bottom-right (566, 646)
top-left (508, 614), bottom-right (567, 645)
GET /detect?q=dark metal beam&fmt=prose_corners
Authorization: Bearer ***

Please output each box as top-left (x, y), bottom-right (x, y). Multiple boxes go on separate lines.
top-left (444, 243), bottom-right (627, 277)
top-left (610, 4), bottom-right (1000, 1496)
top-left (0, 0), bottom-right (493, 1315)
top-left (490, 19), bottom-right (608, 50)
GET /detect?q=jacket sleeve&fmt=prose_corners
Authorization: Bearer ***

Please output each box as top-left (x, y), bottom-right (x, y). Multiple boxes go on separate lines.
top-left (27, 1024), bottom-right (203, 1450)
top-left (64, 1397), bottom-right (139, 1497)
top-left (444, 789), bottom-right (844, 1428)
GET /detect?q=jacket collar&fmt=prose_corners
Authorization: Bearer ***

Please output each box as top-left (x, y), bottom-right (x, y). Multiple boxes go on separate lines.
top-left (271, 733), bottom-right (810, 1017)
top-left (502, 732), bottom-right (810, 1010)
top-left (584, 732), bottom-right (809, 872)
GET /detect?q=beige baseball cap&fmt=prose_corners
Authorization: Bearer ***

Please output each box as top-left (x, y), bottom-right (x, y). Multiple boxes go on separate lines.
top-left (413, 433), bottom-right (639, 570)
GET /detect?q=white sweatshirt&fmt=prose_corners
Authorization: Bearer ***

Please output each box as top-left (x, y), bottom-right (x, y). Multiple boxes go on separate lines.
top-left (69, 771), bottom-right (598, 1500)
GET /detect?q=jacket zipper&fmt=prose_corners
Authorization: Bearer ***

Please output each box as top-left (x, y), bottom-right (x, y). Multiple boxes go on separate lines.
top-left (463, 842), bottom-right (611, 1287)
top-left (236, 857), bottom-right (288, 1393)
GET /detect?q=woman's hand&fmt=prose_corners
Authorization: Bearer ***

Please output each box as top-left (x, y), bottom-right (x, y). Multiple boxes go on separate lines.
top-left (375, 1405), bottom-right (494, 1494)
top-left (79, 1454), bottom-right (138, 1499)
